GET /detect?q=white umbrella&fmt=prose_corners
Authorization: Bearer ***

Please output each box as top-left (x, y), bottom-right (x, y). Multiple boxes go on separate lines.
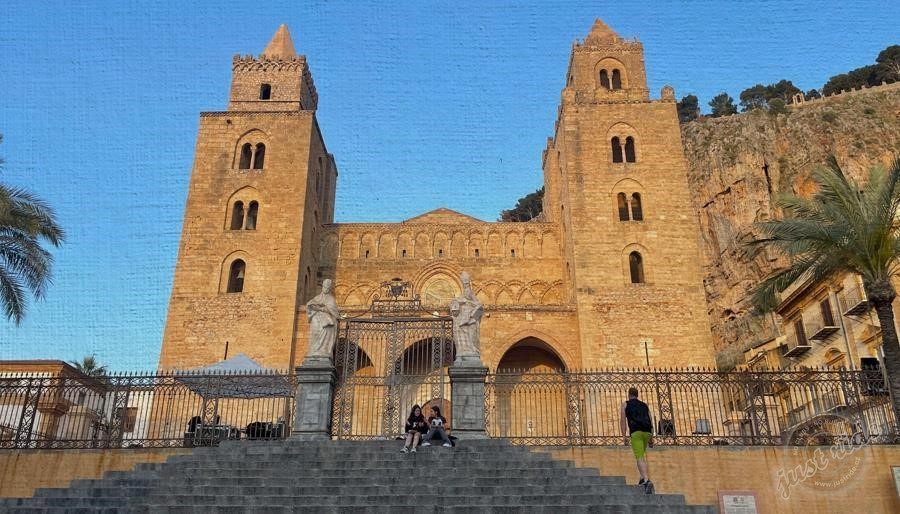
top-left (174, 354), bottom-right (293, 399)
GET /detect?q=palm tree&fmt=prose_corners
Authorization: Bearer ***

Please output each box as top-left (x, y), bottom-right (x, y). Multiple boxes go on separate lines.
top-left (749, 155), bottom-right (900, 424)
top-left (0, 134), bottom-right (65, 324)
top-left (70, 355), bottom-right (108, 377)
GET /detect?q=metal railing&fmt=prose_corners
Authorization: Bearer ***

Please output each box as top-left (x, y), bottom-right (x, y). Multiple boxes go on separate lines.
top-left (0, 371), bottom-right (297, 450)
top-left (840, 286), bottom-right (871, 316)
top-left (484, 368), bottom-right (898, 446)
top-left (783, 331), bottom-right (812, 357)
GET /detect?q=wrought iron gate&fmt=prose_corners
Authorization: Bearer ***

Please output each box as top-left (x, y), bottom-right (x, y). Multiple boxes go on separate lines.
top-left (331, 295), bottom-right (454, 439)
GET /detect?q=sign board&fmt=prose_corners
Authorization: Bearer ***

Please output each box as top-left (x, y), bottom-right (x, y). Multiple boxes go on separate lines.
top-left (718, 490), bottom-right (759, 514)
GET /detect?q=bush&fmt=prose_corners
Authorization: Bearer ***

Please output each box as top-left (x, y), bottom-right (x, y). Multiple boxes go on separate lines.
top-left (768, 98), bottom-right (788, 115)
top-left (821, 111), bottom-right (838, 123)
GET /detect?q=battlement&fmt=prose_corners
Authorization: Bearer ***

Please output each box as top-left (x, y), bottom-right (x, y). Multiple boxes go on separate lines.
top-left (227, 25), bottom-right (319, 111)
top-left (573, 37), bottom-right (643, 53)
top-left (789, 80), bottom-right (900, 109)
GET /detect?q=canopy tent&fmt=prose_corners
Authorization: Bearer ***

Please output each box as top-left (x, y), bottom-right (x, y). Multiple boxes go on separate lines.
top-left (174, 354), bottom-right (293, 399)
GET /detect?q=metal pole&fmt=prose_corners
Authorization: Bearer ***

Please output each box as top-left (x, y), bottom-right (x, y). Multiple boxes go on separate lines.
top-left (224, 341), bottom-right (230, 360)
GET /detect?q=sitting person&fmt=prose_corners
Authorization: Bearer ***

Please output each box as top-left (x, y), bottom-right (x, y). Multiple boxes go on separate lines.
top-left (400, 404), bottom-right (427, 453)
top-left (421, 405), bottom-right (452, 448)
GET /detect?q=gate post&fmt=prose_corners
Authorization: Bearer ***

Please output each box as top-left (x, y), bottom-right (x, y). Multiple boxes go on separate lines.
top-left (292, 357), bottom-right (337, 441)
top-left (449, 362), bottom-right (489, 440)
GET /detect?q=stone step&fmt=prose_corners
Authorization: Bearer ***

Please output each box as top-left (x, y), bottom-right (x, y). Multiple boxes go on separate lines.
top-left (108, 467), bottom-right (608, 482)
top-left (34, 483), bottom-right (651, 498)
top-left (2, 439), bottom-right (715, 513)
top-left (7, 493), bottom-right (691, 508)
top-left (68, 473), bottom-right (621, 489)
top-left (2, 506), bottom-right (716, 514)
top-left (141, 458), bottom-right (576, 470)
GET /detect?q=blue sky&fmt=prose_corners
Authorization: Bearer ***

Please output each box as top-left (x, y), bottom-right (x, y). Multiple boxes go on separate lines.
top-left (0, 1), bottom-right (897, 370)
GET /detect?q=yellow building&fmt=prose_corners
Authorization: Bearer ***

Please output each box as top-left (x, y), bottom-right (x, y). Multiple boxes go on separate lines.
top-left (157, 20), bottom-right (715, 374)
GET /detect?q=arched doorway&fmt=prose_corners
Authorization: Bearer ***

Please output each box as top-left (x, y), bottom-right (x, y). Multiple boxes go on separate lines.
top-left (497, 337), bottom-right (566, 373)
top-left (330, 315), bottom-right (454, 440)
top-left (493, 338), bottom-right (569, 442)
top-left (392, 338), bottom-right (454, 429)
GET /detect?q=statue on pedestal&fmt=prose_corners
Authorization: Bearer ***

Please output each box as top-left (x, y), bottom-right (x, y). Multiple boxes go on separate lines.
top-left (305, 279), bottom-right (340, 364)
top-left (449, 271), bottom-right (484, 365)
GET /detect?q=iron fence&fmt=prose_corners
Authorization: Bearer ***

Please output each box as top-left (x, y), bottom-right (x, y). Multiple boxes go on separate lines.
top-left (0, 371), bottom-right (297, 450)
top-left (484, 368), bottom-right (899, 446)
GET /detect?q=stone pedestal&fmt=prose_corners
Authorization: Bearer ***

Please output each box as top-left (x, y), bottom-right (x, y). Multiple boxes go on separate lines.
top-left (449, 362), bottom-right (489, 440)
top-left (291, 358), bottom-right (336, 441)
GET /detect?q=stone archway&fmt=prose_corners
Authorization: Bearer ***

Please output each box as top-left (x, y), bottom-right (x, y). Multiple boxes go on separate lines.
top-left (497, 337), bottom-right (567, 373)
top-left (493, 337), bottom-right (568, 440)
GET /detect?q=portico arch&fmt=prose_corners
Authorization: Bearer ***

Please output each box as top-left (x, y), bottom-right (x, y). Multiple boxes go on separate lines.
top-left (496, 336), bottom-right (568, 372)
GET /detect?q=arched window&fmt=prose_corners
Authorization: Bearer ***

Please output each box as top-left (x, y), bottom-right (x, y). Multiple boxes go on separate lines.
top-left (474, 248), bottom-right (480, 257)
top-left (510, 249), bottom-right (516, 258)
top-left (239, 143), bottom-right (252, 169)
top-left (629, 252), bottom-right (645, 284)
top-left (259, 84), bottom-right (272, 100)
top-left (631, 193), bottom-right (643, 221)
top-left (624, 137), bottom-right (636, 163)
top-left (253, 143), bottom-right (266, 169)
top-left (599, 69), bottom-right (611, 89)
top-left (230, 201), bottom-right (245, 230)
top-left (611, 137), bottom-right (623, 163)
top-left (617, 193), bottom-right (629, 221)
top-left (245, 201), bottom-right (258, 230)
top-left (227, 260), bottom-right (246, 293)
top-left (611, 69), bottom-right (622, 90)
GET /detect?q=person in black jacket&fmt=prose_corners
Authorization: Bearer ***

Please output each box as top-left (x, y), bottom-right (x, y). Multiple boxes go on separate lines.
top-left (620, 387), bottom-right (654, 494)
top-left (400, 405), bottom-right (427, 453)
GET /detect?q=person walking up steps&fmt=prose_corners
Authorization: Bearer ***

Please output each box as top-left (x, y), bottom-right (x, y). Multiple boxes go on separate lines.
top-left (620, 387), bottom-right (654, 494)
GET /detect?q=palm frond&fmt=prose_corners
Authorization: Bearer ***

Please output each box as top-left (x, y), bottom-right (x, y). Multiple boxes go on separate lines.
top-left (749, 154), bottom-right (900, 312)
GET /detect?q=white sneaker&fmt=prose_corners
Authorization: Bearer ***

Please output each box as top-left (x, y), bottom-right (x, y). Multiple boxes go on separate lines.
top-left (400, 447), bottom-right (408, 453)
top-left (422, 442), bottom-right (431, 447)
top-left (442, 442), bottom-right (452, 448)
top-left (410, 447), bottom-right (417, 453)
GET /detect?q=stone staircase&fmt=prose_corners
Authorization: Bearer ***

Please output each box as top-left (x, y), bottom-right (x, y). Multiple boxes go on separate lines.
top-left (1, 440), bottom-right (715, 513)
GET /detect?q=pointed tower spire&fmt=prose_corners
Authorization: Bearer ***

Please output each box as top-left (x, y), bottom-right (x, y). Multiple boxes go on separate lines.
top-left (262, 24), bottom-right (297, 59)
top-left (584, 18), bottom-right (621, 44)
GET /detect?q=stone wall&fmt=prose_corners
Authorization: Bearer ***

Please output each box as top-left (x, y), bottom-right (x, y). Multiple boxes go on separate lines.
top-left (0, 449), bottom-right (189, 498)
top-left (547, 445), bottom-right (900, 514)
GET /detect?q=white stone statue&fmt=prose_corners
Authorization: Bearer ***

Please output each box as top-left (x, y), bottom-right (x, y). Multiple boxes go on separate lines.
top-left (450, 271), bottom-right (484, 364)
top-left (305, 279), bottom-right (340, 362)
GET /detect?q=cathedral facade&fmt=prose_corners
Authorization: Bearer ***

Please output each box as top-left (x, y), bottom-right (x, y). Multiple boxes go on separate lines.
top-left (157, 20), bottom-right (715, 373)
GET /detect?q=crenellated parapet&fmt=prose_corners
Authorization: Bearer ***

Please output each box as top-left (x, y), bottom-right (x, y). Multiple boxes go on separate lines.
top-left (789, 80), bottom-right (899, 109)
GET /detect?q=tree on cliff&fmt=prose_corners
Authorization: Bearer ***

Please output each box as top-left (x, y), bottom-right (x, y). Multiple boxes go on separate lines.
top-left (0, 133), bottom-right (65, 324)
top-left (708, 93), bottom-right (737, 117)
top-left (876, 45), bottom-right (900, 83)
top-left (739, 80), bottom-right (802, 111)
top-left (823, 65), bottom-right (880, 95)
top-left (676, 94), bottom-right (700, 123)
top-left (500, 187), bottom-right (544, 222)
top-left (749, 155), bottom-right (900, 423)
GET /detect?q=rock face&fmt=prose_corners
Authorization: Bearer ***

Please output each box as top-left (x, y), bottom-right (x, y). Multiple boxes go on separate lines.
top-left (681, 84), bottom-right (900, 368)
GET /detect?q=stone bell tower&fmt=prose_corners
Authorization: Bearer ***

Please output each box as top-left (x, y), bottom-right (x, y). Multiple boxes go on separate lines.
top-left (158, 25), bottom-right (337, 371)
top-left (544, 19), bottom-right (714, 367)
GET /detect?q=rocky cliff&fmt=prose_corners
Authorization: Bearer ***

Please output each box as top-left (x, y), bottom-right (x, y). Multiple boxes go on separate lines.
top-left (681, 83), bottom-right (900, 368)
